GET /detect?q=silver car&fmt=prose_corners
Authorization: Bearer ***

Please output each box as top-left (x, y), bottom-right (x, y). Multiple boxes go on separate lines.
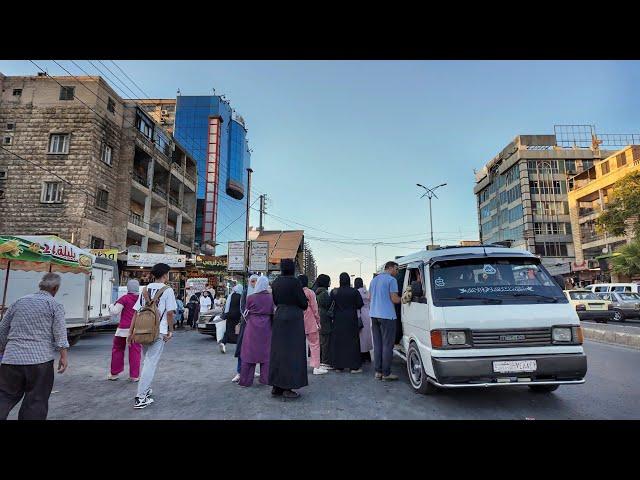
top-left (595, 292), bottom-right (640, 322)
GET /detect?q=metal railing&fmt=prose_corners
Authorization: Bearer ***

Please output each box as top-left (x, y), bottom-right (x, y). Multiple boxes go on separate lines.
top-left (133, 171), bottom-right (148, 187)
top-left (152, 185), bottom-right (167, 199)
top-left (180, 234), bottom-right (193, 246)
top-left (149, 223), bottom-right (164, 235)
top-left (579, 208), bottom-right (597, 217)
top-left (169, 196), bottom-right (180, 207)
top-left (128, 213), bottom-right (144, 228)
top-left (581, 232), bottom-right (605, 243)
top-left (166, 230), bottom-right (178, 241)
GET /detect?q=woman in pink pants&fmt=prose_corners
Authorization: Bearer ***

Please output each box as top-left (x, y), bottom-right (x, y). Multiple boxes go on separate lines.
top-left (107, 280), bottom-right (142, 381)
top-left (299, 275), bottom-right (327, 375)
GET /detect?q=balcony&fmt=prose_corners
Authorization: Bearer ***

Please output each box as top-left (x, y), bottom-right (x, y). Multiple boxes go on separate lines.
top-left (579, 208), bottom-right (596, 218)
top-left (166, 230), bottom-right (178, 242)
top-left (152, 185), bottom-right (167, 200)
top-left (180, 234), bottom-right (194, 246)
top-left (128, 213), bottom-right (145, 228)
top-left (133, 171), bottom-right (149, 187)
top-left (581, 232), bottom-right (605, 244)
top-left (169, 196), bottom-right (180, 208)
top-left (149, 223), bottom-right (165, 235)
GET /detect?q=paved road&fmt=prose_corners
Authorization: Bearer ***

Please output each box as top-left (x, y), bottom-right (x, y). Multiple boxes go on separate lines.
top-left (582, 318), bottom-right (640, 328)
top-left (8, 328), bottom-right (640, 420)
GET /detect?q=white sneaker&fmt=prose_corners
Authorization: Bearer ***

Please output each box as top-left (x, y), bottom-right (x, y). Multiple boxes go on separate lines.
top-left (313, 367), bottom-right (329, 375)
top-left (134, 396), bottom-right (154, 409)
top-left (255, 372), bottom-right (261, 377)
top-left (232, 374), bottom-right (240, 383)
top-left (107, 374), bottom-right (119, 381)
top-left (320, 364), bottom-right (334, 371)
top-left (219, 343), bottom-right (226, 354)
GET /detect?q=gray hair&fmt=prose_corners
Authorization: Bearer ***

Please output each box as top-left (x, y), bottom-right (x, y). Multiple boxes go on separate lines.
top-left (39, 273), bottom-right (61, 292)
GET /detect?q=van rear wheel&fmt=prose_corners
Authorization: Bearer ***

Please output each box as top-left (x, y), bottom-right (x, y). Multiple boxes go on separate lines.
top-left (407, 343), bottom-right (438, 395)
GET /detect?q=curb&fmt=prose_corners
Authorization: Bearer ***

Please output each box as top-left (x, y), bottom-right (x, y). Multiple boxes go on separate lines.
top-left (582, 326), bottom-right (640, 350)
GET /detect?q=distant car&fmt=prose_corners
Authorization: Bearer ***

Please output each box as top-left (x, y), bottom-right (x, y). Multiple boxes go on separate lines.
top-left (595, 292), bottom-right (640, 322)
top-left (564, 290), bottom-right (614, 323)
top-left (585, 283), bottom-right (640, 294)
top-left (197, 307), bottom-right (224, 336)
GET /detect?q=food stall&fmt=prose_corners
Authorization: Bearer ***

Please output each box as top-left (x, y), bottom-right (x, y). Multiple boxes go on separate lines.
top-left (0, 235), bottom-right (116, 344)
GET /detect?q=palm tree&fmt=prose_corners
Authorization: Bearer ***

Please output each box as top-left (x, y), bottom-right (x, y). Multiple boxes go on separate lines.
top-left (611, 240), bottom-right (640, 277)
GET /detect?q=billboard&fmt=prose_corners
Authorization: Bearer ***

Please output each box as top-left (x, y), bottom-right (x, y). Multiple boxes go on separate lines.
top-left (127, 252), bottom-right (186, 268)
top-left (249, 241), bottom-right (269, 272)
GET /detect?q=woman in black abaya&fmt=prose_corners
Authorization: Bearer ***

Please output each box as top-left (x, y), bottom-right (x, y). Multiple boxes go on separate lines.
top-left (268, 259), bottom-right (309, 399)
top-left (328, 272), bottom-right (364, 373)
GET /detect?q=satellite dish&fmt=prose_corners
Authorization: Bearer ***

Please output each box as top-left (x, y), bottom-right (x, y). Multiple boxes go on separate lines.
top-left (128, 245), bottom-right (142, 254)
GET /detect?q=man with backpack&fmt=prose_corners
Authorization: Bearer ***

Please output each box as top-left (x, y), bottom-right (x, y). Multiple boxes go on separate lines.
top-left (127, 263), bottom-right (177, 409)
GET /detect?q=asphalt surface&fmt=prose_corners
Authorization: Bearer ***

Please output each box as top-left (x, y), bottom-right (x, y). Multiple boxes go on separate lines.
top-left (8, 328), bottom-right (640, 420)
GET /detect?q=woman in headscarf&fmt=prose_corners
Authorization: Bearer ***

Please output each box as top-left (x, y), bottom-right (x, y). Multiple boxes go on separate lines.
top-left (354, 277), bottom-right (373, 363)
top-left (232, 274), bottom-right (259, 383)
top-left (269, 259), bottom-right (309, 399)
top-left (186, 292), bottom-right (201, 329)
top-left (219, 284), bottom-right (243, 355)
top-left (298, 275), bottom-right (327, 375)
top-left (107, 280), bottom-right (142, 381)
top-left (314, 274), bottom-right (333, 370)
top-left (238, 276), bottom-right (273, 387)
top-left (328, 272), bottom-right (364, 373)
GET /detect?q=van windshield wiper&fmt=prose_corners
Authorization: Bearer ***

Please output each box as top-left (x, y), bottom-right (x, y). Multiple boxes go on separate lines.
top-left (502, 293), bottom-right (559, 303)
top-left (439, 296), bottom-right (503, 304)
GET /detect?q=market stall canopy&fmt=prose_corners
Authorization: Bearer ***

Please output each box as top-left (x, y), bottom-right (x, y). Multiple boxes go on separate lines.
top-left (252, 230), bottom-right (304, 264)
top-left (0, 235), bottom-right (95, 273)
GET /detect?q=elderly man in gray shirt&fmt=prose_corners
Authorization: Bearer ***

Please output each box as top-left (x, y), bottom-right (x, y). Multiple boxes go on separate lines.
top-left (0, 272), bottom-right (69, 420)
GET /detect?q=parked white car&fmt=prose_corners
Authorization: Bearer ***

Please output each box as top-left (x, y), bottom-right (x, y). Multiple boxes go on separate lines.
top-left (584, 283), bottom-right (640, 294)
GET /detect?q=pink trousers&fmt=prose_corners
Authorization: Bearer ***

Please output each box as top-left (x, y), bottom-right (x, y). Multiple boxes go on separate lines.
top-left (307, 331), bottom-right (321, 369)
top-left (110, 336), bottom-right (142, 379)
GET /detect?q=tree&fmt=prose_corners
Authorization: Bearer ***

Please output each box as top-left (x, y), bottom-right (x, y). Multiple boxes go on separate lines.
top-left (596, 171), bottom-right (640, 238)
top-left (611, 239), bottom-right (640, 277)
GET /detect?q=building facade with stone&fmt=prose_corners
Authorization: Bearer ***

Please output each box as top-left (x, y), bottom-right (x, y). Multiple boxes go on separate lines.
top-left (0, 72), bottom-right (197, 254)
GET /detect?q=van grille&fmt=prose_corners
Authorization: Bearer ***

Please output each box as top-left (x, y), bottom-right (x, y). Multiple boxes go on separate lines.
top-left (471, 328), bottom-right (552, 348)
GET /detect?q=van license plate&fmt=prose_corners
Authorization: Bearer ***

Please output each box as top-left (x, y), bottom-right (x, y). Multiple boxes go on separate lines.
top-left (493, 360), bottom-right (537, 373)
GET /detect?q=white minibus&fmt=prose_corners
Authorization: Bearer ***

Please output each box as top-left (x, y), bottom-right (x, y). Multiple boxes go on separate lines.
top-left (393, 245), bottom-right (587, 395)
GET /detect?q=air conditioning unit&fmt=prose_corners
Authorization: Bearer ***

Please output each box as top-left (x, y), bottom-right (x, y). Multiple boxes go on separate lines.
top-left (161, 110), bottom-right (169, 115)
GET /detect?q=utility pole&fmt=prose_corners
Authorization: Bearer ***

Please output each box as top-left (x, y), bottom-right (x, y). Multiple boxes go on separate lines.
top-left (373, 242), bottom-right (382, 274)
top-left (417, 183), bottom-right (447, 248)
top-left (259, 194), bottom-right (266, 231)
top-left (245, 168), bottom-right (253, 286)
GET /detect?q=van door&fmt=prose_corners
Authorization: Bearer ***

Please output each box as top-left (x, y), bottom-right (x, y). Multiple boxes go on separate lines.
top-left (89, 269), bottom-right (102, 321)
top-left (401, 263), bottom-right (430, 350)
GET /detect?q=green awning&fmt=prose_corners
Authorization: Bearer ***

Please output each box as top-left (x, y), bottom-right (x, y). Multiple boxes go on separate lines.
top-left (595, 252), bottom-right (622, 260)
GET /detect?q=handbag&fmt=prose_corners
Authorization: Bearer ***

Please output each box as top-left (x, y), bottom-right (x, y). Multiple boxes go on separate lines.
top-left (327, 300), bottom-right (336, 319)
top-left (357, 310), bottom-right (364, 330)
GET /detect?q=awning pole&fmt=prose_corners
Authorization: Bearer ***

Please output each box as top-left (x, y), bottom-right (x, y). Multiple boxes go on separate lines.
top-left (1, 261), bottom-right (10, 321)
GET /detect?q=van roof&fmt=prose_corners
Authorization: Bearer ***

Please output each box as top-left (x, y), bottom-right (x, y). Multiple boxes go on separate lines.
top-left (395, 245), bottom-right (536, 267)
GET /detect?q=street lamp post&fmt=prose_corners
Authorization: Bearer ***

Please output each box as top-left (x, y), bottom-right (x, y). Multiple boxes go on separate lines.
top-left (417, 183), bottom-right (447, 248)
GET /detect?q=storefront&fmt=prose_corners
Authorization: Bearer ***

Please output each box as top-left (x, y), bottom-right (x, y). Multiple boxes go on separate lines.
top-left (121, 252), bottom-right (188, 300)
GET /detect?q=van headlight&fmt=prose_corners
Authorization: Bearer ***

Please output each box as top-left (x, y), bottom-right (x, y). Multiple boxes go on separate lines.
top-left (552, 327), bottom-right (572, 343)
top-left (446, 331), bottom-right (467, 345)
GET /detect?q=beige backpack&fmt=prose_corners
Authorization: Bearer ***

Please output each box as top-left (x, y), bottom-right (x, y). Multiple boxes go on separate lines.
top-left (130, 286), bottom-right (169, 345)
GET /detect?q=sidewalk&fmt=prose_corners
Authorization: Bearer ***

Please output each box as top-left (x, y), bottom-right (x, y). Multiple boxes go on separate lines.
top-left (582, 322), bottom-right (640, 350)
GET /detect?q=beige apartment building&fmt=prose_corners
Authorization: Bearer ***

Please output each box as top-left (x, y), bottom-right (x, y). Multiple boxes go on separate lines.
top-left (0, 72), bottom-right (197, 254)
top-left (567, 145), bottom-right (640, 281)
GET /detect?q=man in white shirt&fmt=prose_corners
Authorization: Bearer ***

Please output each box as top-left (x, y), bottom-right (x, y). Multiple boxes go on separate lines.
top-left (128, 263), bottom-right (177, 409)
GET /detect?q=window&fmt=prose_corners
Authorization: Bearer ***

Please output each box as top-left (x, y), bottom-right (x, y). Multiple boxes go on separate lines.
top-left (95, 189), bottom-right (109, 210)
top-left (0, 169), bottom-right (6, 180)
top-left (600, 161), bottom-right (610, 175)
top-left (616, 153), bottom-right (627, 168)
top-left (90, 236), bottom-right (105, 249)
top-left (59, 86), bottom-right (75, 100)
top-left (12, 89), bottom-right (22, 96)
top-left (48, 134), bottom-right (69, 154)
top-left (528, 160), bottom-right (560, 173)
top-left (107, 97), bottom-right (116, 114)
top-left (6, 123), bottom-right (15, 131)
top-left (136, 113), bottom-right (153, 139)
top-left (565, 160), bottom-right (577, 174)
top-left (0, 190), bottom-right (4, 200)
top-left (2, 136), bottom-right (12, 145)
top-left (41, 182), bottom-right (63, 203)
top-left (101, 144), bottom-right (113, 166)
top-left (534, 222), bottom-right (567, 235)
top-left (534, 242), bottom-right (568, 257)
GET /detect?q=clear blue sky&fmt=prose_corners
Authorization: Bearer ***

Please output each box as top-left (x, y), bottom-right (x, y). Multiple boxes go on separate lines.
top-left (2, 60), bottom-right (639, 287)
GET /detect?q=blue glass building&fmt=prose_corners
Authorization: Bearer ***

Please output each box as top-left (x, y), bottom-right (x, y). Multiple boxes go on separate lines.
top-left (173, 96), bottom-right (251, 255)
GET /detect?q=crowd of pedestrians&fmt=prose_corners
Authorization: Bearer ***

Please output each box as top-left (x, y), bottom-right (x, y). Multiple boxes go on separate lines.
top-left (0, 258), bottom-right (403, 418)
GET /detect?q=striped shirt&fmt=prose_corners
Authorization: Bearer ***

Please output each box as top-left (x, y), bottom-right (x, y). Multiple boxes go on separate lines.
top-left (0, 291), bottom-right (69, 365)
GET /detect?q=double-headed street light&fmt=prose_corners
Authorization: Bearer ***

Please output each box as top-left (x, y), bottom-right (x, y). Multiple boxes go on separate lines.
top-left (417, 183), bottom-right (447, 249)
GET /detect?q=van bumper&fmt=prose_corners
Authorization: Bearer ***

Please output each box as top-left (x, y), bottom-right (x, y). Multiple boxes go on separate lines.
top-left (430, 353), bottom-right (587, 388)
top-left (577, 311), bottom-right (614, 321)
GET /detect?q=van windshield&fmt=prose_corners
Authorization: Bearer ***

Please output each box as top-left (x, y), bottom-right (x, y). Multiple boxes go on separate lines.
top-left (430, 257), bottom-right (567, 306)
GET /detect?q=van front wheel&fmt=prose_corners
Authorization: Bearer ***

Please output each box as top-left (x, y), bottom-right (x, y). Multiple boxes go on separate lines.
top-left (528, 385), bottom-right (559, 393)
top-left (407, 343), bottom-right (438, 395)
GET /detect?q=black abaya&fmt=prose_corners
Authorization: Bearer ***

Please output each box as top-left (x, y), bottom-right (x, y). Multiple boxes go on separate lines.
top-left (222, 292), bottom-right (241, 344)
top-left (328, 285), bottom-right (364, 370)
top-left (268, 275), bottom-right (309, 390)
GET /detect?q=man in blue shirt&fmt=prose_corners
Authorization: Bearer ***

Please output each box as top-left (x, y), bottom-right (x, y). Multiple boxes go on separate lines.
top-left (369, 261), bottom-right (402, 381)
